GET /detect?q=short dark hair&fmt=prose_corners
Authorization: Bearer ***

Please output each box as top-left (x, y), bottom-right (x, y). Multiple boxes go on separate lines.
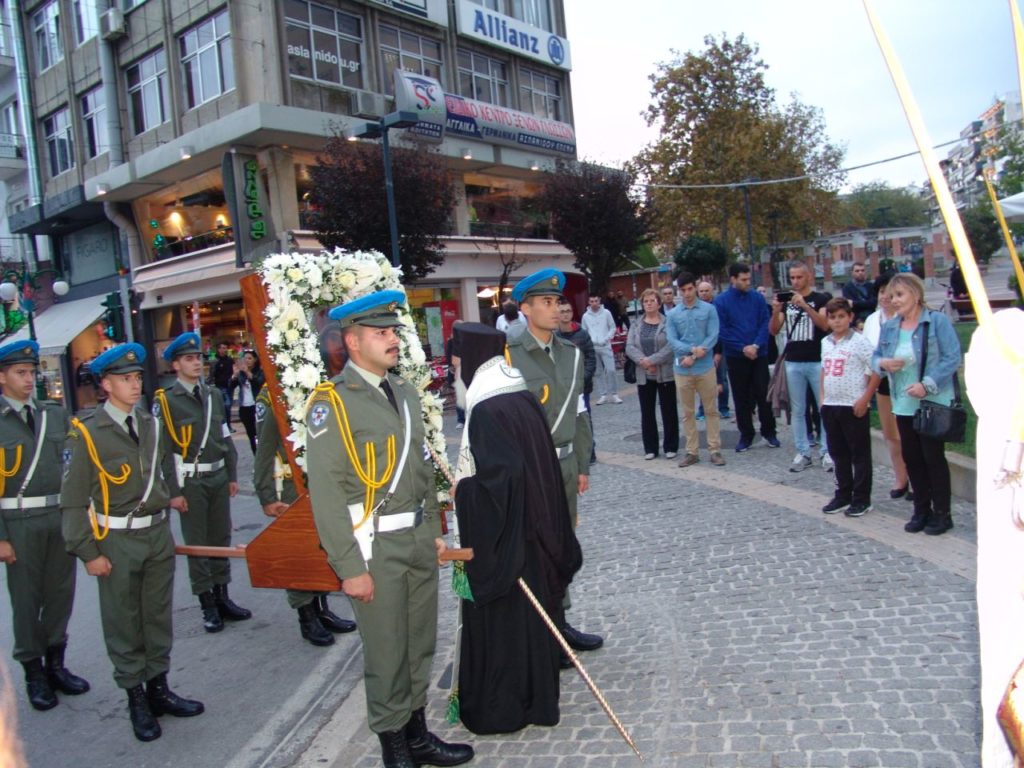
top-left (588, 291), bottom-right (602, 299)
top-left (825, 297), bottom-right (853, 316)
top-left (874, 271), bottom-right (895, 292)
top-left (676, 271), bottom-right (696, 288)
top-left (502, 301), bottom-right (519, 321)
top-left (556, 295), bottom-right (570, 305)
top-left (728, 263), bottom-right (751, 279)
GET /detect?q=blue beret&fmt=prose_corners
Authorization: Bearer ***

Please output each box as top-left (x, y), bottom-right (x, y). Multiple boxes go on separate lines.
top-left (92, 343), bottom-right (146, 377)
top-left (511, 269), bottom-right (565, 303)
top-left (328, 290), bottom-right (406, 328)
top-left (0, 340), bottom-right (39, 367)
top-left (162, 332), bottom-right (202, 361)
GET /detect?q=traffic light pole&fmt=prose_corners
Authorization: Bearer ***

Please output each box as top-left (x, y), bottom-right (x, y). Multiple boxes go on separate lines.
top-left (118, 271), bottom-right (133, 343)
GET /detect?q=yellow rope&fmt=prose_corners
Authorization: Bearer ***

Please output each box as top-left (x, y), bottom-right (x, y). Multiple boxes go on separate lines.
top-left (540, 384), bottom-right (549, 404)
top-left (153, 389), bottom-right (192, 460)
top-left (307, 383), bottom-right (396, 530)
top-left (71, 418), bottom-right (131, 542)
top-left (0, 445), bottom-right (22, 497)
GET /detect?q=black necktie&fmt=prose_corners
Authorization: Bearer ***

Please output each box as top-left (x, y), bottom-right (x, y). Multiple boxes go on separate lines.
top-left (379, 379), bottom-right (399, 413)
top-left (24, 405), bottom-right (35, 434)
top-left (192, 385), bottom-right (202, 403)
top-left (125, 415), bottom-right (139, 445)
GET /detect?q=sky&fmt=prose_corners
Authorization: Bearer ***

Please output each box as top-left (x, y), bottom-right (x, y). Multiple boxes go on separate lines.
top-left (564, 0), bottom-right (1020, 192)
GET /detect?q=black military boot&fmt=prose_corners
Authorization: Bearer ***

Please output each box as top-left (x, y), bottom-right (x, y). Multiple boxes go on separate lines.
top-left (405, 707), bottom-right (474, 767)
top-left (924, 509), bottom-right (954, 536)
top-left (561, 622), bottom-right (604, 652)
top-left (316, 595), bottom-right (357, 633)
top-left (146, 672), bottom-right (204, 717)
top-left (213, 584), bottom-right (252, 621)
top-left (903, 506), bottom-right (929, 533)
top-left (198, 591), bottom-right (224, 633)
top-left (45, 643), bottom-right (90, 695)
top-left (297, 603), bottom-right (335, 647)
top-left (378, 728), bottom-right (417, 768)
top-left (127, 684), bottom-right (161, 742)
top-left (21, 658), bottom-right (57, 711)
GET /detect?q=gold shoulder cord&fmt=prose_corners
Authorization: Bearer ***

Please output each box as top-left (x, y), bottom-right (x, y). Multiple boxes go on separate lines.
top-left (154, 388), bottom-right (192, 460)
top-left (504, 343), bottom-right (549, 403)
top-left (0, 444), bottom-right (23, 496)
top-left (307, 383), bottom-right (396, 527)
top-left (70, 417), bottom-right (131, 541)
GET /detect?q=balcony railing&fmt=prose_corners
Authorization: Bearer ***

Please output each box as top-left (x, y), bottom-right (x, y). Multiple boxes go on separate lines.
top-left (153, 226), bottom-right (234, 261)
top-left (0, 133), bottom-right (25, 160)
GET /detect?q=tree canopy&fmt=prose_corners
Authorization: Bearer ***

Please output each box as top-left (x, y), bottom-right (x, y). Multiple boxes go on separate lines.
top-left (541, 160), bottom-right (649, 293)
top-left (961, 203), bottom-right (1001, 263)
top-left (672, 235), bottom-right (729, 278)
top-left (308, 135), bottom-right (456, 282)
top-left (636, 34), bottom-right (845, 256)
top-left (835, 182), bottom-right (929, 230)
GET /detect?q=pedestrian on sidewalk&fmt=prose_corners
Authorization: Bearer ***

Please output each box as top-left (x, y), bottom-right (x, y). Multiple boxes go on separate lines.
top-left (819, 298), bottom-right (878, 517)
top-left (625, 289), bottom-right (678, 461)
top-left (582, 292), bottom-right (621, 404)
top-left (713, 263), bottom-right (779, 452)
top-left (872, 273), bottom-right (961, 536)
top-left (556, 298), bottom-right (597, 464)
top-left (666, 274), bottom-right (722, 467)
top-left (212, 342), bottom-right (235, 430)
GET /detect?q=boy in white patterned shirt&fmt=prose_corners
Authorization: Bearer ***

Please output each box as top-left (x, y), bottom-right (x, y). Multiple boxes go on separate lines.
top-left (819, 298), bottom-right (879, 517)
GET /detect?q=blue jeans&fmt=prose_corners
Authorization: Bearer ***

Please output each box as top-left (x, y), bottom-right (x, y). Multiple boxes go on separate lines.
top-left (785, 361), bottom-right (828, 457)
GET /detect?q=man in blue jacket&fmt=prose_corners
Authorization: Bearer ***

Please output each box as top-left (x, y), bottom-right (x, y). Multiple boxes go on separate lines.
top-left (713, 264), bottom-right (780, 452)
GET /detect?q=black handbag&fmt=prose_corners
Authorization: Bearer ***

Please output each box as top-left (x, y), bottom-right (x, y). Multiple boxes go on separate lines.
top-left (623, 358), bottom-right (637, 384)
top-left (911, 320), bottom-right (967, 443)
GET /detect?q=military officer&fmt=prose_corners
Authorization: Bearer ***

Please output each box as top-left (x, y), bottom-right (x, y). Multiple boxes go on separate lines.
top-left (507, 269), bottom-right (604, 654)
top-left (153, 332), bottom-right (250, 632)
top-left (0, 340), bottom-right (89, 711)
top-left (253, 382), bottom-right (356, 646)
top-left (305, 291), bottom-right (473, 768)
top-left (61, 344), bottom-right (203, 742)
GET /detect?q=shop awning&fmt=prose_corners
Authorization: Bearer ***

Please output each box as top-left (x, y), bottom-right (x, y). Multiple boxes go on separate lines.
top-left (2, 294), bottom-right (106, 356)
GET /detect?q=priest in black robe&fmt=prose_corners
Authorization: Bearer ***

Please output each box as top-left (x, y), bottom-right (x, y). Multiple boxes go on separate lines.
top-left (453, 323), bottom-right (583, 735)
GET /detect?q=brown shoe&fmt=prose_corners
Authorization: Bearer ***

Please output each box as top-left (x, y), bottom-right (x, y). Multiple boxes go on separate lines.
top-left (678, 453), bottom-right (699, 468)
top-left (710, 452), bottom-right (726, 466)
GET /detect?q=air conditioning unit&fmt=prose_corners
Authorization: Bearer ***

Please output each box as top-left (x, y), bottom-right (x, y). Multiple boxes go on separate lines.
top-left (350, 91), bottom-right (384, 119)
top-left (100, 8), bottom-right (127, 41)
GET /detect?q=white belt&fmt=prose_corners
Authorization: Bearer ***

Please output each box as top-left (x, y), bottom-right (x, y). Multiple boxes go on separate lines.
top-left (555, 443), bottom-right (574, 459)
top-left (181, 458), bottom-right (225, 476)
top-left (375, 507), bottom-right (424, 533)
top-left (0, 494), bottom-right (60, 510)
top-left (95, 510), bottom-right (167, 530)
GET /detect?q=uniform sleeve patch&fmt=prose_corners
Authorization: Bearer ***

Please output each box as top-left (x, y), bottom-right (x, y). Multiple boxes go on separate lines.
top-left (255, 401), bottom-right (267, 422)
top-left (310, 403), bottom-right (329, 428)
top-left (62, 448), bottom-right (73, 466)
top-left (151, 401), bottom-right (161, 417)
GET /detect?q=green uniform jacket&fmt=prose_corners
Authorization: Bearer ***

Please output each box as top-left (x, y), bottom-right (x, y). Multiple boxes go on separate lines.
top-left (0, 400), bottom-right (69, 539)
top-left (507, 331), bottom-right (592, 479)
top-left (253, 387), bottom-right (297, 506)
top-left (61, 407), bottom-right (172, 563)
top-left (305, 366), bottom-right (441, 581)
top-left (155, 381), bottom-right (238, 495)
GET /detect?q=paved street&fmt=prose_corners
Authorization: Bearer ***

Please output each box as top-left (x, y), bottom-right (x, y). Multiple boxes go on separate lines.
top-left (2, 380), bottom-right (981, 767)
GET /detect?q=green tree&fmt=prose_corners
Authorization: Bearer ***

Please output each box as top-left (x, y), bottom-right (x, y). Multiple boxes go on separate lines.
top-left (835, 182), bottom-right (929, 230)
top-left (997, 130), bottom-right (1024, 197)
top-left (309, 134), bottom-right (456, 282)
top-left (541, 160), bottom-right (649, 293)
top-left (672, 235), bottom-right (728, 278)
top-left (961, 204), bottom-right (1001, 263)
top-left (636, 34), bottom-right (844, 255)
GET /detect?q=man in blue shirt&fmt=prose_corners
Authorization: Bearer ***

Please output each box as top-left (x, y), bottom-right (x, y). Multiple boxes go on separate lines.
top-left (666, 272), bottom-right (724, 467)
top-left (713, 264), bottom-right (780, 452)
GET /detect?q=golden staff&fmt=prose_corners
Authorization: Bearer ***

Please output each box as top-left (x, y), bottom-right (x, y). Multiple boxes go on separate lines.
top-left (982, 170), bottom-right (1024, 296)
top-left (428, 444), bottom-right (644, 762)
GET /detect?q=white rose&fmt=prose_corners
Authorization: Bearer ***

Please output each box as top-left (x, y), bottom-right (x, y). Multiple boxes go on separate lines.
top-left (307, 270), bottom-right (323, 288)
top-left (338, 272), bottom-right (355, 291)
top-left (287, 267), bottom-right (304, 282)
top-left (284, 328), bottom-right (300, 343)
top-left (428, 411), bottom-right (443, 431)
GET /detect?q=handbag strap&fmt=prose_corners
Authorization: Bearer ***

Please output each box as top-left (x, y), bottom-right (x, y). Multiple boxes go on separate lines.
top-left (916, 316), bottom-right (962, 406)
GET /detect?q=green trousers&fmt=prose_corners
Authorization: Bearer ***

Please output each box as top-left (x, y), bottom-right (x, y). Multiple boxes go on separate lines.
top-left (559, 455), bottom-right (578, 611)
top-left (3, 508), bottom-right (75, 662)
top-left (351, 520), bottom-right (438, 733)
top-left (95, 521), bottom-right (175, 689)
top-left (286, 589), bottom-right (319, 609)
top-left (180, 469), bottom-right (232, 594)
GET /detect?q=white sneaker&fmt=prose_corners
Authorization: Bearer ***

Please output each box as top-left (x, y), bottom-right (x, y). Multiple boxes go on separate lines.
top-left (611, 395), bottom-right (624, 404)
top-left (665, 452), bottom-right (677, 459)
top-left (822, 454), bottom-right (835, 473)
top-left (789, 453), bottom-right (812, 473)
top-left (644, 453), bottom-right (656, 460)
top-left (595, 396), bottom-right (608, 405)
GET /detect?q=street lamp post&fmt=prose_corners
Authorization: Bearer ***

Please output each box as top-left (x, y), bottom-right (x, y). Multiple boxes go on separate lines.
top-left (349, 110), bottom-right (421, 269)
top-left (0, 265), bottom-right (70, 399)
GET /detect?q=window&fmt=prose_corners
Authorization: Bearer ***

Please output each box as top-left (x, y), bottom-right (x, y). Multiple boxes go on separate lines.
top-left (0, 102), bottom-right (20, 160)
top-left (126, 49), bottom-right (169, 135)
top-left (284, 0), bottom-right (364, 89)
top-left (43, 107), bottom-right (74, 176)
top-left (122, 0), bottom-right (146, 9)
top-left (457, 49), bottom-right (507, 106)
top-left (74, 0), bottom-right (99, 44)
top-left (180, 10), bottom-right (234, 108)
top-left (379, 25), bottom-right (442, 95)
top-left (81, 86), bottom-right (108, 158)
top-left (520, 68), bottom-right (560, 121)
top-left (468, 0), bottom-right (551, 32)
top-left (32, 1), bottom-right (63, 71)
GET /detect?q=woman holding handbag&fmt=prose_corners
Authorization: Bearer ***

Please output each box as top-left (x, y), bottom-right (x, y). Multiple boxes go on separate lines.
top-left (625, 289), bottom-right (678, 460)
top-left (871, 273), bottom-right (962, 536)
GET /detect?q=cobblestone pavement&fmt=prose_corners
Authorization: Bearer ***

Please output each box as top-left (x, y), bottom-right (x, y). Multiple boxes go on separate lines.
top-left (332, 376), bottom-right (980, 768)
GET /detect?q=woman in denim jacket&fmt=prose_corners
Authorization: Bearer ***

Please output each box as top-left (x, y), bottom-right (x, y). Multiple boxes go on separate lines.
top-left (870, 273), bottom-right (961, 535)
top-left (626, 289), bottom-right (678, 460)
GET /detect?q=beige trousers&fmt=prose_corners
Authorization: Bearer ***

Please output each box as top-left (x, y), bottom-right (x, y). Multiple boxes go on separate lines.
top-left (675, 368), bottom-right (721, 455)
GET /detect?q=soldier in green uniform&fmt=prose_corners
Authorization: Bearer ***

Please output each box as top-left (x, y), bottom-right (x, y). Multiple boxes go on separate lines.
top-left (253, 378), bottom-right (356, 646)
top-left (507, 269), bottom-right (604, 654)
top-left (305, 291), bottom-right (473, 768)
top-left (61, 344), bottom-right (203, 742)
top-left (153, 332), bottom-right (250, 633)
top-left (0, 340), bottom-right (89, 711)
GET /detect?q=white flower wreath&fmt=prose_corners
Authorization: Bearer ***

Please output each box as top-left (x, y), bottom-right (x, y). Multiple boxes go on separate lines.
top-left (259, 247), bottom-right (451, 502)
